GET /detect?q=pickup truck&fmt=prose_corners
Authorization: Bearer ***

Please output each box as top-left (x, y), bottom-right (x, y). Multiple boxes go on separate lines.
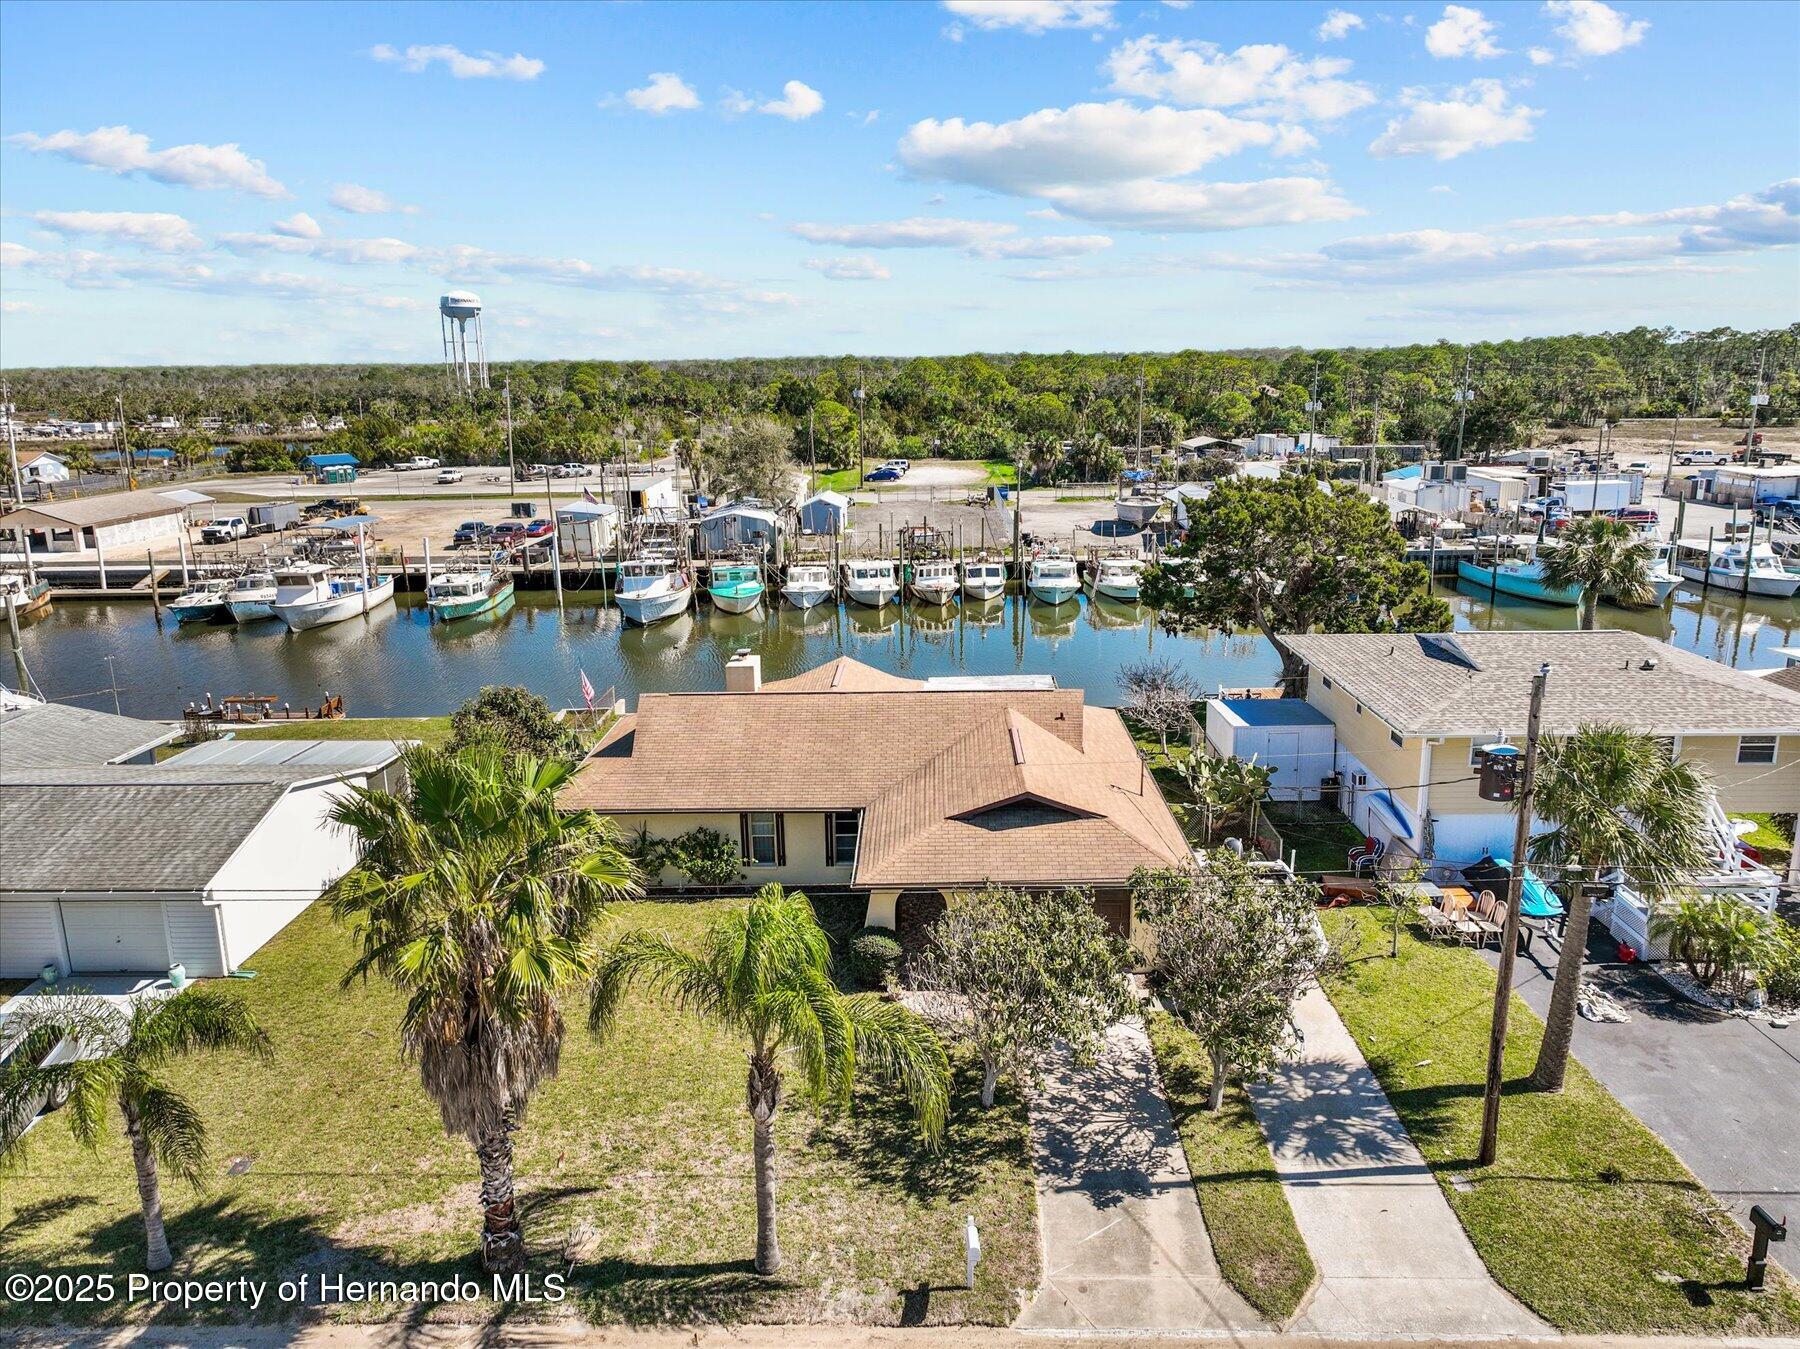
top-left (435, 467), bottom-right (464, 484)
top-left (395, 456), bottom-right (440, 471)
top-left (1676, 448), bottom-right (1728, 466)
top-left (452, 520), bottom-right (494, 548)
top-left (200, 516), bottom-right (248, 544)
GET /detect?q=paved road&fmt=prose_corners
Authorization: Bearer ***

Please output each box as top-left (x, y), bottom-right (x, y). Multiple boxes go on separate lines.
top-left (1488, 933), bottom-right (1800, 1276)
top-left (1016, 1020), bottom-right (1264, 1333)
top-left (1248, 987), bottom-right (1550, 1339)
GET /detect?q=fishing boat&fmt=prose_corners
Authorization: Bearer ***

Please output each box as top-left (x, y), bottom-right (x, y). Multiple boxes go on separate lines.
top-left (1114, 486), bottom-right (1165, 528)
top-left (1027, 553), bottom-right (1081, 605)
top-left (1089, 554), bottom-right (1145, 602)
top-left (909, 558), bottom-right (960, 606)
top-left (615, 554), bottom-right (693, 626)
top-left (842, 558), bottom-right (900, 608)
top-left (269, 560), bottom-right (397, 632)
top-left (225, 570), bottom-right (279, 623)
top-left (0, 573), bottom-right (52, 618)
top-left (1674, 540), bottom-right (1800, 599)
top-left (168, 577), bottom-right (234, 624)
top-left (781, 562), bottom-right (835, 610)
top-left (1639, 543), bottom-right (1681, 605)
top-left (426, 569), bottom-right (515, 622)
top-left (708, 562), bottom-right (765, 614)
top-left (1456, 545), bottom-right (1581, 607)
top-left (960, 556), bottom-right (1008, 601)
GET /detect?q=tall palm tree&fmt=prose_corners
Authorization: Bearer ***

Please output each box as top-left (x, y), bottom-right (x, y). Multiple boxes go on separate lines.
top-left (1539, 515), bottom-right (1656, 629)
top-left (589, 884), bottom-right (950, 1276)
top-left (0, 986), bottom-right (270, 1271)
top-left (329, 746), bottom-right (639, 1273)
top-left (1525, 725), bottom-right (1710, 1091)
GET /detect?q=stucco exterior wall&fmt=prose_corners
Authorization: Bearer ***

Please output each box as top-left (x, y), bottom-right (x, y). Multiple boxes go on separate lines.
top-left (611, 810), bottom-right (857, 888)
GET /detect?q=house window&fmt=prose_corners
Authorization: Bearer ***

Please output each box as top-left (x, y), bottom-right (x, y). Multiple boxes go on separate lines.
top-left (1737, 736), bottom-right (1778, 766)
top-left (1390, 730), bottom-right (1404, 748)
top-left (826, 811), bottom-right (860, 867)
top-left (740, 811), bottom-right (784, 866)
top-left (1321, 676), bottom-right (1333, 690)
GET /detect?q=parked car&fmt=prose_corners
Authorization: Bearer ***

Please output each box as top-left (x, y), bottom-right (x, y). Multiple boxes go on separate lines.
top-left (1607, 507), bottom-right (1661, 527)
top-left (490, 520), bottom-right (528, 545)
top-left (1753, 498), bottom-right (1800, 526)
top-left (200, 516), bottom-right (248, 544)
top-left (559, 462), bottom-right (591, 477)
top-left (1677, 448), bottom-right (1728, 466)
top-left (867, 466), bottom-right (902, 482)
top-left (452, 520), bottom-right (494, 547)
top-left (304, 496), bottom-right (363, 519)
top-left (395, 456), bottom-right (440, 471)
top-left (522, 518), bottom-right (554, 539)
top-left (435, 467), bottom-right (464, 484)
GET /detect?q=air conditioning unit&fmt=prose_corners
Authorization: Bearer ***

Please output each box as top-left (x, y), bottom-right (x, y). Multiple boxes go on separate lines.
top-left (1447, 463), bottom-right (1468, 482)
top-left (1425, 463), bottom-right (1446, 481)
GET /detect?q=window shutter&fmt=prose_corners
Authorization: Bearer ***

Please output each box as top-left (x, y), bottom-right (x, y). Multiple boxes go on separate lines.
top-left (775, 813), bottom-right (787, 867)
top-left (824, 813), bottom-right (836, 868)
top-left (738, 813), bottom-right (751, 862)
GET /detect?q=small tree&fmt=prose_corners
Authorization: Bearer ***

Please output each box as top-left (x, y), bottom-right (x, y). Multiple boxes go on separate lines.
top-left (1653, 895), bottom-right (1784, 997)
top-left (1134, 852), bottom-right (1328, 1110)
top-left (1539, 516), bottom-right (1655, 630)
top-left (640, 825), bottom-right (744, 888)
top-left (1373, 860), bottom-right (1427, 957)
top-left (913, 886), bottom-right (1135, 1107)
top-left (1119, 659), bottom-right (1201, 754)
top-left (696, 414), bottom-right (797, 502)
top-left (1165, 753), bottom-right (1274, 845)
top-left (449, 685), bottom-right (582, 761)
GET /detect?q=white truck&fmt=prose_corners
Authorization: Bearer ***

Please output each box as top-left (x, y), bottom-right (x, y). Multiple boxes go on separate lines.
top-left (200, 515), bottom-right (248, 544)
top-left (395, 455), bottom-right (441, 471)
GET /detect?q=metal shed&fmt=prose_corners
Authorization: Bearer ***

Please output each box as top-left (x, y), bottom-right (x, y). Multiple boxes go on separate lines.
top-left (797, 490), bottom-right (850, 536)
top-left (696, 501), bottom-right (783, 554)
top-left (1202, 698), bottom-right (1336, 801)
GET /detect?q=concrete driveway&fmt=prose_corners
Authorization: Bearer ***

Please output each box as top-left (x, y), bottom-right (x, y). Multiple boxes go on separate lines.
top-left (1489, 933), bottom-right (1800, 1275)
top-left (1015, 1019), bottom-right (1264, 1333)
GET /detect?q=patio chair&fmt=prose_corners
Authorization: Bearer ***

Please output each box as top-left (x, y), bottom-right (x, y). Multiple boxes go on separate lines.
top-left (1348, 834), bottom-right (1386, 876)
top-left (1417, 901), bottom-right (1459, 941)
top-left (1468, 890), bottom-right (1506, 947)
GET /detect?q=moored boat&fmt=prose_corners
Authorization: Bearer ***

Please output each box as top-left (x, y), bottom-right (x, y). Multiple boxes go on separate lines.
top-left (909, 558), bottom-right (960, 606)
top-left (1673, 540), bottom-right (1800, 599)
top-left (1027, 553), bottom-right (1081, 605)
top-left (842, 558), bottom-right (899, 608)
top-left (269, 561), bottom-right (397, 632)
top-left (1456, 555), bottom-right (1582, 607)
top-left (1636, 543), bottom-right (1680, 605)
top-left (225, 570), bottom-right (279, 623)
top-left (615, 554), bottom-right (693, 626)
top-left (426, 569), bottom-right (515, 622)
top-left (169, 577), bottom-right (234, 624)
top-left (1088, 554), bottom-right (1145, 602)
top-left (960, 555), bottom-right (1007, 600)
top-left (708, 562), bottom-right (765, 614)
top-left (781, 562), bottom-right (834, 609)
top-left (0, 573), bottom-right (52, 618)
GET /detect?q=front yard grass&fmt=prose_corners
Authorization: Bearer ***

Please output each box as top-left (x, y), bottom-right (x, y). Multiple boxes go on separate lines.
top-left (1731, 812), bottom-right (1793, 869)
top-left (1322, 907), bottom-right (1800, 1336)
top-left (0, 900), bottom-right (1037, 1329)
top-left (1145, 1011), bottom-right (1315, 1322)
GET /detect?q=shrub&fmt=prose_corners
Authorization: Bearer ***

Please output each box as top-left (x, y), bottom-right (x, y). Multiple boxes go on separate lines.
top-left (1762, 922), bottom-right (1800, 1008)
top-left (449, 685), bottom-right (581, 761)
top-left (847, 928), bottom-right (903, 989)
top-left (651, 826), bottom-right (742, 888)
top-left (1653, 895), bottom-right (1785, 996)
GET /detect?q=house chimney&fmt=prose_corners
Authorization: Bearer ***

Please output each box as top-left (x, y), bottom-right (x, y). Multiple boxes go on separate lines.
top-left (725, 647), bottom-right (762, 693)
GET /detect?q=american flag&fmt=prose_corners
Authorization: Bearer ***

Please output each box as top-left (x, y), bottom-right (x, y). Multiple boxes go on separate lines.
top-left (579, 668), bottom-right (596, 710)
top-left (581, 486), bottom-right (599, 504)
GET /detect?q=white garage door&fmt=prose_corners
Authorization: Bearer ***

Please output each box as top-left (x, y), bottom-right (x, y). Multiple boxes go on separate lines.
top-left (0, 902), bottom-right (67, 978)
top-left (59, 902), bottom-right (170, 974)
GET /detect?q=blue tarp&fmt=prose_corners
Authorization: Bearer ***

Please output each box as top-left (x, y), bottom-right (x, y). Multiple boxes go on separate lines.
top-left (1121, 469), bottom-right (1153, 483)
top-left (300, 452), bottom-right (359, 468)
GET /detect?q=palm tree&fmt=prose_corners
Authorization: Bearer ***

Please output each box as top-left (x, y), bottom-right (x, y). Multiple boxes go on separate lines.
top-left (1538, 515), bottom-right (1656, 629)
top-left (328, 746), bottom-right (639, 1273)
top-left (589, 883), bottom-right (950, 1276)
top-left (1525, 725), bottom-right (1710, 1091)
top-left (0, 986), bottom-right (270, 1270)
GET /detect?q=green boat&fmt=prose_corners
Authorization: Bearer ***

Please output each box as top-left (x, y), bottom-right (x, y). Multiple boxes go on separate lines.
top-left (708, 563), bottom-right (765, 614)
top-left (425, 569), bottom-right (515, 621)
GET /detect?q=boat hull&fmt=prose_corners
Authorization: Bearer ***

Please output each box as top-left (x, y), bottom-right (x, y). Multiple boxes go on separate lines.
top-left (1091, 579), bottom-right (1141, 602)
top-left (709, 587), bottom-right (764, 614)
top-left (429, 580), bottom-right (515, 622)
top-left (962, 579), bottom-right (1006, 600)
top-left (1456, 561), bottom-right (1582, 607)
top-left (846, 583), bottom-right (899, 608)
top-left (617, 587), bottom-right (692, 625)
top-left (273, 577), bottom-right (398, 631)
top-left (781, 584), bottom-right (833, 609)
top-left (1115, 501), bottom-right (1161, 527)
top-left (910, 582), bottom-right (959, 606)
top-left (1674, 564), bottom-right (1800, 598)
top-left (1029, 581), bottom-right (1081, 605)
top-left (227, 597), bottom-right (276, 623)
top-left (171, 599), bottom-right (232, 624)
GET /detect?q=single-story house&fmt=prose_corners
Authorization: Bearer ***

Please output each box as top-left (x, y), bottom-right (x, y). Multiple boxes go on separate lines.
top-left (299, 452), bottom-right (359, 482)
top-left (797, 490), bottom-right (850, 536)
top-left (0, 739), bottom-right (409, 980)
top-left (16, 449), bottom-right (71, 485)
top-left (696, 500), bottom-right (783, 554)
top-left (1202, 698), bottom-right (1335, 801)
top-left (1278, 630), bottom-right (1800, 865)
top-left (0, 699), bottom-right (181, 767)
top-left (0, 490), bottom-right (186, 557)
top-left (1712, 465), bottom-right (1800, 508)
top-left (561, 653), bottom-right (1191, 942)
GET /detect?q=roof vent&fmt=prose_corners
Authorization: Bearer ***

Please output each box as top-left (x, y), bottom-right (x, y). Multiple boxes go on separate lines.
top-left (1009, 725), bottom-right (1026, 765)
top-left (1641, 657), bottom-right (1658, 671)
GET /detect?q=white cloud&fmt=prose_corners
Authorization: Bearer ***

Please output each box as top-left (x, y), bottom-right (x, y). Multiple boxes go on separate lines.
top-left (1425, 6), bottom-right (1504, 59)
top-left (369, 43), bottom-right (543, 80)
top-left (1369, 81), bottom-right (1538, 159)
top-left (1526, 46), bottom-right (1555, 65)
top-left (760, 80), bottom-right (825, 121)
top-left (789, 216), bottom-right (1113, 259)
top-left (1430, 184), bottom-right (1456, 194)
top-left (1318, 9), bottom-right (1365, 40)
top-left (1040, 177), bottom-right (1360, 231)
top-left (1, 241), bottom-right (217, 290)
top-left (622, 72), bottom-right (700, 114)
top-left (218, 230), bottom-right (423, 266)
top-left (1271, 125), bottom-right (1320, 157)
top-left (1510, 180), bottom-right (1800, 251)
top-left (940, 1), bottom-right (1115, 34)
top-left (1104, 36), bottom-right (1376, 121)
top-left (7, 124), bottom-right (287, 198)
top-left (271, 212), bottom-right (324, 239)
top-left (1543, 1), bottom-right (1648, 57)
top-left (803, 255), bottom-right (892, 280)
top-left (1, 299), bottom-right (43, 314)
top-left (28, 210), bottom-right (202, 253)
top-left (329, 182), bottom-right (417, 215)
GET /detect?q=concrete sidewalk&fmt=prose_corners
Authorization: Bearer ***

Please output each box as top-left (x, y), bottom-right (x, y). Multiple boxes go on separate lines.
top-left (1247, 987), bottom-right (1548, 1339)
top-left (1016, 1019), bottom-right (1265, 1333)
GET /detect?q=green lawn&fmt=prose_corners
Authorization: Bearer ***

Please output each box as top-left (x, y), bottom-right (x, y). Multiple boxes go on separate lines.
top-left (0, 900), bottom-right (1037, 1328)
top-left (1731, 812), bottom-right (1793, 869)
top-left (1322, 908), bottom-right (1800, 1335)
top-left (1145, 1011), bottom-right (1315, 1322)
top-left (222, 716), bottom-right (454, 747)
top-left (1261, 801), bottom-right (1366, 877)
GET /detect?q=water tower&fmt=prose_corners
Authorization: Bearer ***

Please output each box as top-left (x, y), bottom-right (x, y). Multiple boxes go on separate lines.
top-left (439, 291), bottom-right (489, 394)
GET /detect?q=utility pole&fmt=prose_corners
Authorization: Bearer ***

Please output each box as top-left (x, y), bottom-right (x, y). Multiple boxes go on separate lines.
top-left (807, 405), bottom-right (817, 496)
top-left (853, 368), bottom-right (866, 489)
top-left (1134, 362), bottom-right (1146, 460)
top-left (504, 378), bottom-right (517, 498)
top-left (117, 392), bottom-right (134, 486)
top-left (1451, 352), bottom-right (1473, 462)
top-left (1304, 358), bottom-right (1321, 464)
top-left (3, 376), bottom-right (23, 508)
top-left (1744, 345), bottom-right (1769, 463)
top-left (1479, 662), bottom-right (1550, 1168)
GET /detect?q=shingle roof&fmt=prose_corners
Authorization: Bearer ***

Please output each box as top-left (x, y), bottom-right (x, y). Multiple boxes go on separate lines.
top-left (565, 660), bottom-right (1189, 887)
top-left (0, 702), bottom-right (180, 768)
top-left (1764, 665), bottom-right (1800, 695)
top-left (0, 489), bottom-right (184, 530)
top-left (0, 765), bottom-right (324, 892)
top-left (1281, 630), bottom-right (1800, 736)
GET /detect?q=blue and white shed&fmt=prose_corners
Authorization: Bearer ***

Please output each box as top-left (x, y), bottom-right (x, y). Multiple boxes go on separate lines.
top-left (1202, 698), bottom-right (1336, 801)
top-left (796, 490), bottom-right (850, 536)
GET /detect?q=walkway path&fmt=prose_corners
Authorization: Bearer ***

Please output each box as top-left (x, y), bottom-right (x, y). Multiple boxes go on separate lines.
top-left (1015, 1019), bottom-right (1265, 1333)
top-left (1247, 986), bottom-right (1549, 1338)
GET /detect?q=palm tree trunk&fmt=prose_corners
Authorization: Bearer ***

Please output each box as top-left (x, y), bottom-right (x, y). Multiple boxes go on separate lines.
top-left (474, 1104), bottom-right (524, 1275)
top-left (1207, 1050), bottom-right (1228, 1111)
top-left (1580, 591), bottom-right (1598, 631)
top-left (1530, 872), bottom-right (1597, 1092)
top-left (122, 1100), bottom-right (172, 1272)
top-left (748, 1054), bottom-right (783, 1275)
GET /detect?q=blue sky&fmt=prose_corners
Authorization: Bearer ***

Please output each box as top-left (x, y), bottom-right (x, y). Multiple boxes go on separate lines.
top-left (2, 0), bottom-right (1796, 366)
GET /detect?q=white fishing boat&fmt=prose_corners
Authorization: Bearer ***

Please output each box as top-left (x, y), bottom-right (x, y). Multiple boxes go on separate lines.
top-left (1089, 554), bottom-right (1145, 602)
top-left (1114, 487), bottom-right (1165, 528)
top-left (269, 560), bottom-right (397, 632)
top-left (426, 569), bottom-right (515, 622)
top-left (1643, 543), bottom-right (1681, 604)
top-left (168, 577), bottom-right (233, 624)
top-left (225, 570), bottom-right (279, 623)
top-left (960, 556), bottom-right (1008, 601)
top-left (909, 558), bottom-right (960, 606)
top-left (707, 562), bottom-right (765, 615)
top-left (781, 562), bottom-right (835, 610)
top-left (1674, 540), bottom-right (1800, 598)
top-left (0, 573), bottom-right (52, 618)
top-left (615, 554), bottom-right (693, 626)
top-left (842, 558), bottom-right (900, 608)
top-left (1027, 553), bottom-right (1081, 606)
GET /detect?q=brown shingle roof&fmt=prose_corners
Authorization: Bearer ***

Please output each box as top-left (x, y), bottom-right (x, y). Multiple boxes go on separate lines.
top-left (761, 656), bottom-right (922, 693)
top-left (1282, 630), bottom-right (1800, 736)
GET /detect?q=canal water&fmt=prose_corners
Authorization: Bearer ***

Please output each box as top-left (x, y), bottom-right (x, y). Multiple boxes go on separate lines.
top-left (12, 581), bottom-right (1798, 720)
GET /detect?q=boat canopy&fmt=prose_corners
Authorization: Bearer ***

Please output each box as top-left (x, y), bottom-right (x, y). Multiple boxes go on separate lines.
top-left (318, 514), bottom-right (379, 532)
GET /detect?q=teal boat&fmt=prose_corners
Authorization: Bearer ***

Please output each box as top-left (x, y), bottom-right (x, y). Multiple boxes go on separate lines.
top-left (425, 569), bottom-right (514, 621)
top-left (708, 563), bottom-right (765, 614)
top-left (1456, 557), bottom-right (1581, 607)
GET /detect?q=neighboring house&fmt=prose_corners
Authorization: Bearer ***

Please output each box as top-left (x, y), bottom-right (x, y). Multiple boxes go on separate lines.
top-left (695, 500), bottom-right (782, 555)
top-left (0, 739), bottom-right (408, 979)
top-left (0, 700), bottom-right (181, 767)
top-left (561, 653), bottom-right (1190, 942)
top-left (797, 490), bottom-right (850, 536)
top-left (1278, 630), bottom-right (1800, 865)
top-left (16, 449), bottom-right (71, 485)
top-left (0, 489), bottom-right (185, 557)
